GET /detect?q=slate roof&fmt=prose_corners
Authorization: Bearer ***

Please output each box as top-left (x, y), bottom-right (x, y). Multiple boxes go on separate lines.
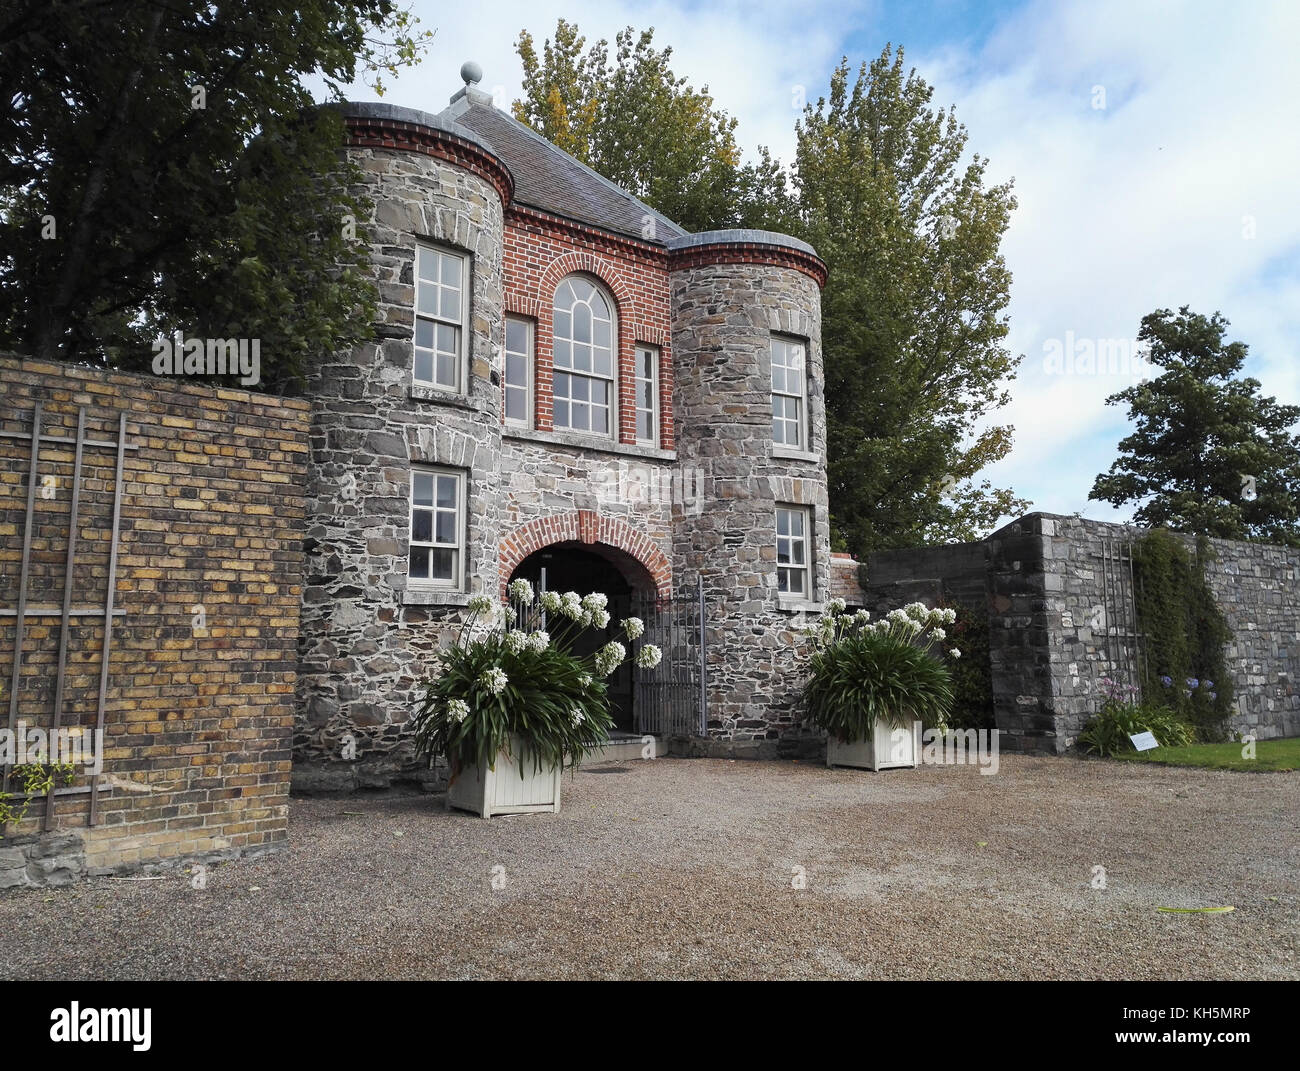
top-left (440, 92), bottom-right (687, 245)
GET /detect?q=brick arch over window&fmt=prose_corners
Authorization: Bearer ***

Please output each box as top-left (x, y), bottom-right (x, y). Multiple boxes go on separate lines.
top-left (533, 251), bottom-right (635, 313)
top-left (499, 511), bottom-right (672, 600)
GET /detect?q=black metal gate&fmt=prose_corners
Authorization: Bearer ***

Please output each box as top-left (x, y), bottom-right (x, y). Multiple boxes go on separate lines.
top-left (629, 576), bottom-right (706, 737)
top-left (1092, 535), bottom-right (1147, 697)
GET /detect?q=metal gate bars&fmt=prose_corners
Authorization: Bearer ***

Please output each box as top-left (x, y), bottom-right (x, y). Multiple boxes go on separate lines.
top-left (630, 575), bottom-right (707, 738)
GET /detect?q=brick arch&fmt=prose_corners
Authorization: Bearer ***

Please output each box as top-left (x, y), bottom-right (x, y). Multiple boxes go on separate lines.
top-left (499, 511), bottom-right (672, 600)
top-left (534, 251), bottom-right (635, 314)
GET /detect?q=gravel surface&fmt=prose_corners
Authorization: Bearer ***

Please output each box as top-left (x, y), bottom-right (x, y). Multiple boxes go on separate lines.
top-left (1, 754), bottom-right (1296, 980)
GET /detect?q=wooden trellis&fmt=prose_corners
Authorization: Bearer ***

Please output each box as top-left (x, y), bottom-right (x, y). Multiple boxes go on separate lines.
top-left (0, 403), bottom-right (133, 827)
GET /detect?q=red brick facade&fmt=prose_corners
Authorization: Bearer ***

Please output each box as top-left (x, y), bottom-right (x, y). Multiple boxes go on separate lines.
top-left (502, 205), bottom-right (675, 450)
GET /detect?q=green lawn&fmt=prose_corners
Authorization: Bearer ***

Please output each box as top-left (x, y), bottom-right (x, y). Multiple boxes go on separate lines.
top-left (1110, 737), bottom-right (1300, 772)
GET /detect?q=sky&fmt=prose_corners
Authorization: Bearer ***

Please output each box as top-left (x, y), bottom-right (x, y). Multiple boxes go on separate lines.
top-left (329, 0), bottom-right (1300, 530)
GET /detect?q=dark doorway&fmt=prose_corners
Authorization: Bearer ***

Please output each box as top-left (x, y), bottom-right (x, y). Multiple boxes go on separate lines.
top-left (509, 544), bottom-right (641, 733)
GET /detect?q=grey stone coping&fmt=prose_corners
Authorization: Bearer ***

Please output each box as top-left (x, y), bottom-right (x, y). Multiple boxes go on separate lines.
top-left (408, 384), bottom-right (486, 412)
top-left (326, 100), bottom-right (502, 159)
top-left (503, 427), bottom-right (677, 462)
top-left (775, 598), bottom-right (826, 614)
top-left (668, 228), bottom-right (819, 259)
top-left (772, 446), bottom-right (822, 464)
top-left (400, 588), bottom-right (475, 607)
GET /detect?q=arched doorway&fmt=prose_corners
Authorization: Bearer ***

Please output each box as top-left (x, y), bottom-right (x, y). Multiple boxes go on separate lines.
top-left (509, 543), bottom-right (650, 733)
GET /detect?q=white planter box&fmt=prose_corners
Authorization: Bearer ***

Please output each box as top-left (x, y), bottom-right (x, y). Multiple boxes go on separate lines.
top-left (446, 736), bottom-right (562, 818)
top-left (826, 720), bottom-right (921, 771)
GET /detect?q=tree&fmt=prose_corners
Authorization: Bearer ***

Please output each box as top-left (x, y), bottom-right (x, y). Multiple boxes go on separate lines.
top-left (0, 0), bottom-right (432, 391)
top-left (791, 48), bottom-right (1027, 551)
top-left (512, 21), bottom-right (792, 234)
top-left (1090, 306), bottom-right (1300, 544)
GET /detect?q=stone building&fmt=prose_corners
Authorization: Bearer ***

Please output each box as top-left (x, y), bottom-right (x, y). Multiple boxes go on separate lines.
top-left (294, 65), bottom-right (830, 790)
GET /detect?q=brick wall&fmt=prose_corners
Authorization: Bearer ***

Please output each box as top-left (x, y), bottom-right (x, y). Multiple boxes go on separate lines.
top-left (0, 355), bottom-right (307, 886)
top-left (503, 206), bottom-right (675, 449)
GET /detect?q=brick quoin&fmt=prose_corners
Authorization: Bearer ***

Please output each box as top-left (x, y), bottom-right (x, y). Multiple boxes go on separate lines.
top-left (502, 206), bottom-right (675, 450)
top-left (498, 512), bottom-right (673, 601)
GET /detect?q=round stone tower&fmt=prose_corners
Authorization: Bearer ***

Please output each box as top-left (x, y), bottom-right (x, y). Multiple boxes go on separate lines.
top-left (295, 99), bottom-right (511, 790)
top-left (668, 230), bottom-right (829, 748)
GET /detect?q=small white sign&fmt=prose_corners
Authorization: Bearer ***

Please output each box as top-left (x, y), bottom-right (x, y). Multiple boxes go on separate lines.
top-left (1130, 731), bottom-right (1159, 751)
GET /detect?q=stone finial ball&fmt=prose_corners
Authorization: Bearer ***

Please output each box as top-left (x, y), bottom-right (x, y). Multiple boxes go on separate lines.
top-left (461, 61), bottom-right (483, 86)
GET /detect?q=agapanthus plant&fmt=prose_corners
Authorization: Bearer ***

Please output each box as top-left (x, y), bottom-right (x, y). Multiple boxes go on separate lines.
top-left (801, 600), bottom-right (958, 741)
top-left (412, 579), bottom-right (661, 776)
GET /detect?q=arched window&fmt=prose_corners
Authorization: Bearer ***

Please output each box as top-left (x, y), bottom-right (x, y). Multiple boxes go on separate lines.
top-left (552, 275), bottom-right (616, 436)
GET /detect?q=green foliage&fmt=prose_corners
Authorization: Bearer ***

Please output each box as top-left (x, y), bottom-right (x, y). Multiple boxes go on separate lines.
top-left (411, 586), bottom-right (660, 776)
top-left (414, 633), bottom-right (614, 776)
top-left (0, 0), bottom-right (433, 389)
top-left (946, 603), bottom-right (994, 730)
top-left (793, 48), bottom-right (1027, 552)
top-left (512, 32), bottom-right (1028, 550)
top-left (0, 763), bottom-right (76, 833)
top-left (1132, 530), bottom-right (1235, 741)
top-left (512, 21), bottom-right (793, 234)
top-left (1090, 306), bottom-right (1300, 545)
top-left (1077, 700), bottom-right (1196, 758)
top-left (802, 601), bottom-right (955, 742)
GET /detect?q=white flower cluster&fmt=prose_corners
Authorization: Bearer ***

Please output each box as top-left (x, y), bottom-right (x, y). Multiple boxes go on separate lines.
top-left (826, 597), bottom-right (847, 615)
top-left (587, 608), bottom-right (611, 629)
top-left (539, 590), bottom-right (562, 614)
top-left (581, 592), bottom-right (608, 614)
top-left (467, 593), bottom-right (494, 615)
top-left (527, 630), bottom-right (549, 653)
top-left (623, 616), bottom-right (644, 639)
top-left (559, 592), bottom-right (584, 621)
top-left (445, 699), bottom-right (469, 724)
top-left (635, 644), bottom-right (663, 669)
top-left (594, 641), bottom-right (626, 677)
top-left (508, 578), bottom-right (535, 605)
top-left (504, 629), bottom-right (528, 654)
top-left (570, 707), bottom-right (585, 728)
top-left (479, 667), bottom-right (508, 695)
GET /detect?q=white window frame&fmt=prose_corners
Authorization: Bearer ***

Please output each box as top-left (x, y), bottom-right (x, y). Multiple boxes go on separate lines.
top-left (414, 243), bottom-right (468, 393)
top-left (633, 343), bottom-right (659, 445)
top-left (771, 335), bottom-right (807, 450)
top-left (408, 467), bottom-right (465, 590)
top-left (775, 504), bottom-right (813, 600)
top-left (503, 315), bottom-right (533, 428)
top-left (551, 274), bottom-right (617, 438)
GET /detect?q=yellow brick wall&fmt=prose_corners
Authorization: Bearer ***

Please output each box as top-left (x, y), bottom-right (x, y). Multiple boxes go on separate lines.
top-left (0, 355), bottom-right (308, 875)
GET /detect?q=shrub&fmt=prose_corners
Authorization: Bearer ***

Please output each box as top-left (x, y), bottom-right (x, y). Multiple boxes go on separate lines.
top-left (1077, 698), bottom-right (1196, 757)
top-left (411, 582), bottom-right (660, 776)
top-left (946, 602), bottom-right (994, 731)
top-left (802, 600), bottom-right (956, 742)
top-left (1133, 530), bottom-right (1234, 740)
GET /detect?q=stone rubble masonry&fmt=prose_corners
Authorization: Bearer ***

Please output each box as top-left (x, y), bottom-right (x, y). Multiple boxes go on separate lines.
top-left (670, 261), bottom-right (828, 745)
top-left (293, 105), bottom-right (831, 790)
top-left (0, 355), bottom-right (306, 887)
top-left (856, 510), bottom-right (1300, 754)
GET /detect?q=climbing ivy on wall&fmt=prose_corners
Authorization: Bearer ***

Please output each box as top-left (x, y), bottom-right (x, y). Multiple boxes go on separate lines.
top-left (946, 602), bottom-right (995, 731)
top-left (1132, 530), bottom-right (1235, 741)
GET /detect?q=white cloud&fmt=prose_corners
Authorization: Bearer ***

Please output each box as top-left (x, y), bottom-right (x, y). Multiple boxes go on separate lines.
top-left (917, 0), bottom-right (1300, 525)
top-left (334, 0), bottom-right (1300, 530)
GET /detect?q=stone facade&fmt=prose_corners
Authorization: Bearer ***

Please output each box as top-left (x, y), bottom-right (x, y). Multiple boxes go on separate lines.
top-left (292, 95), bottom-right (829, 790)
top-left (858, 511), bottom-right (1300, 753)
top-left (670, 261), bottom-right (828, 741)
top-left (0, 355), bottom-right (306, 885)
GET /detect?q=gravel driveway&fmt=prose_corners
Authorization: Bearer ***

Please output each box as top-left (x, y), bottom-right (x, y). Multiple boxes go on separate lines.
top-left (1, 754), bottom-right (1296, 980)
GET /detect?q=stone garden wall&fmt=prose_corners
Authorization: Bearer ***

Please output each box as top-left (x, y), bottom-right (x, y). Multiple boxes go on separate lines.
top-left (0, 355), bottom-right (306, 886)
top-left (858, 511), bottom-right (1300, 754)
